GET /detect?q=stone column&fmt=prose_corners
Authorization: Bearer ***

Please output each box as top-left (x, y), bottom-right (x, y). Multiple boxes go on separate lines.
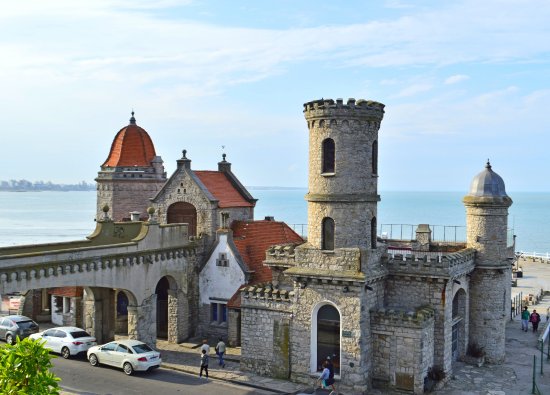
top-left (167, 289), bottom-right (187, 343)
top-left (128, 294), bottom-right (157, 347)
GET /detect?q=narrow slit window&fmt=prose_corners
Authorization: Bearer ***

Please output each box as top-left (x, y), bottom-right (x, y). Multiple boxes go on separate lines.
top-left (322, 138), bottom-right (335, 173)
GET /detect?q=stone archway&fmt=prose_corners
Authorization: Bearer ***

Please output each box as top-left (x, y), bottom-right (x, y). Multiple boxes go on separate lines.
top-left (310, 302), bottom-right (341, 375)
top-left (155, 277), bottom-right (170, 339)
top-left (115, 290), bottom-right (130, 336)
top-left (452, 288), bottom-right (467, 362)
top-left (167, 202), bottom-right (197, 236)
top-left (155, 275), bottom-right (186, 343)
top-left (83, 287), bottom-right (137, 344)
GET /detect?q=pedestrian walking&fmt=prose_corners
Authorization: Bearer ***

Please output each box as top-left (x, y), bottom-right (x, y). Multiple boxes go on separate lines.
top-left (315, 361), bottom-right (337, 394)
top-left (200, 339), bottom-right (210, 354)
top-left (199, 349), bottom-right (209, 379)
top-left (521, 306), bottom-right (530, 332)
top-left (215, 337), bottom-right (226, 368)
top-left (530, 309), bottom-right (541, 332)
top-left (325, 356), bottom-right (338, 394)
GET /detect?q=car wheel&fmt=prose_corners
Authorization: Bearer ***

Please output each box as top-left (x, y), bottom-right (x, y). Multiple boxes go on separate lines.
top-left (61, 347), bottom-right (71, 359)
top-left (89, 354), bottom-right (99, 367)
top-left (6, 334), bottom-right (14, 345)
top-left (123, 362), bottom-right (134, 376)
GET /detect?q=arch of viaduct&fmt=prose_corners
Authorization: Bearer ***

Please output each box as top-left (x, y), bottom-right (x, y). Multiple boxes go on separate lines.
top-left (0, 220), bottom-right (199, 346)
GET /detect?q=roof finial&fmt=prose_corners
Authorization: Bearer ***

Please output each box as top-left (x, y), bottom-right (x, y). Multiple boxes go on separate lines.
top-left (221, 145), bottom-right (226, 162)
top-left (182, 149), bottom-right (187, 159)
top-left (129, 110), bottom-right (136, 125)
top-left (486, 159), bottom-right (492, 169)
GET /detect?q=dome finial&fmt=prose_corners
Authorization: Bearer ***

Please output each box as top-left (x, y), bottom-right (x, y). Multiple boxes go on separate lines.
top-left (182, 149), bottom-right (187, 159)
top-left (129, 110), bottom-right (136, 125)
top-left (486, 159), bottom-right (491, 170)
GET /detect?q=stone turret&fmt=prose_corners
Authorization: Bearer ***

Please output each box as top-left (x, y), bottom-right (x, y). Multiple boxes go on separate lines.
top-left (303, 98), bottom-right (385, 250)
top-left (96, 112), bottom-right (167, 221)
top-left (463, 160), bottom-right (512, 363)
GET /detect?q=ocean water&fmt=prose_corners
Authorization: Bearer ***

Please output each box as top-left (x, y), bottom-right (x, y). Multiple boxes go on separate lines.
top-left (0, 189), bottom-right (548, 254)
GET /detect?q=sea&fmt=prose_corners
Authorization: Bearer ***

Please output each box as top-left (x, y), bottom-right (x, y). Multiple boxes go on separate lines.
top-left (0, 189), bottom-right (548, 254)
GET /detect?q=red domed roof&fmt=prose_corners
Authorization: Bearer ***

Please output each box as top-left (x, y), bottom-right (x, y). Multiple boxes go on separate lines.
top-left (102, 113), bottom-right (157, 167)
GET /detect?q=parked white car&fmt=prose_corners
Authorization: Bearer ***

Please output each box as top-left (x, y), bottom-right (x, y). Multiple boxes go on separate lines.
top-left (87, 339), bottom-right (161, 375)
top-left (30, 327), bottom-right (96, 359)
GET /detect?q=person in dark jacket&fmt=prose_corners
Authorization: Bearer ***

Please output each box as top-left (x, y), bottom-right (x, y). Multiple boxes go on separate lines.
top-left (530, 309), bottom-right (541, 332)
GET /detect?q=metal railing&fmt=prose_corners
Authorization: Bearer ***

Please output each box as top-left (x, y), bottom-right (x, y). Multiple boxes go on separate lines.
top-left (511, 292), bottom-right (524, 320)
top-left (289, 224), bottom-right (307, 239)
top-left (378, 224), bottom-right (466, 243)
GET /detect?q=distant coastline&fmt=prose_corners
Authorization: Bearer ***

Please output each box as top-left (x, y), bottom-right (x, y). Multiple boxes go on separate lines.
top-left (0, 179), bottom-right (95, 192)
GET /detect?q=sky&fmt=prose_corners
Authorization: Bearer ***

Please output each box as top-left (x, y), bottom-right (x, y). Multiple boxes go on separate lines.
top-left (1, 0), bottom-right (549, 191)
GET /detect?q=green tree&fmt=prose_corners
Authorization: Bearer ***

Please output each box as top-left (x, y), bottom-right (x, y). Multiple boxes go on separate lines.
top-left (0, 337), bottom-right (60, 394)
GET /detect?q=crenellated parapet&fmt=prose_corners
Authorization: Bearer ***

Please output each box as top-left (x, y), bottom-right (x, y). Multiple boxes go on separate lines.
top-left (386, 248), bottom-right (476, 278)
top-left (263, 244), bottom-right (298, 269)
top-left (241, 283), bottom-right (294, 305)
top-left (303, 98), bottom-right (385, 126)
top-left (371, 305), bottom-right (435, 327)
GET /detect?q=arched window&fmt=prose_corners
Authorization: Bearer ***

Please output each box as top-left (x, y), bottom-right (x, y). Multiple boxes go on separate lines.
top-left (322, 138), bottom-right (335, 173)
top-left (372, 140), bottom-right (378, 175)
top-left (322, 217), bottom-right (335, 250)
top-left (371, 217), bottom-right (377, 249)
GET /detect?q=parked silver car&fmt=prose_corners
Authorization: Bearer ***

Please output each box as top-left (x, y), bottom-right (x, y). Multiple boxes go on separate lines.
top-left (30, 326), bottom-right (97, 358)
top-left (0, 315), bottom-right (40, 345)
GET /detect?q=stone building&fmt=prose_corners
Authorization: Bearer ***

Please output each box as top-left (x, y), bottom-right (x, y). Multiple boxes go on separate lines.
top-left (238, 98), bottom-right (514, 394)
top-left (1, 102), bottom-right (514, 394)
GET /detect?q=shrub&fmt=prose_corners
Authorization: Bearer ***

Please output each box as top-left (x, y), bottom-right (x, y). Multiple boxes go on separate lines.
top-left (467, 342), bottom-right (485, 358)
top-left (0, 337), bottom-right (60, 394)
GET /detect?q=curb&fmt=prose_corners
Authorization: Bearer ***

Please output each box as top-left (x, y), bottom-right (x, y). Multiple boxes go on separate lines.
top-left (162, 362), bottom-right (293, 394)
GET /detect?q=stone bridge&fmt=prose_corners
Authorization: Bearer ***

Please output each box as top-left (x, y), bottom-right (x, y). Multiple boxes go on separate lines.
top-left (0, 219), bottom-right (199, 346)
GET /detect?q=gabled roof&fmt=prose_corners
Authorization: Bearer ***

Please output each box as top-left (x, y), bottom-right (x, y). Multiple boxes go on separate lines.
top-left (102, 115), bottom-right (157, 167)
top-left (194, 171), bottom-right (254, 208)
top-left (231, 220), bottom-right (304, 284)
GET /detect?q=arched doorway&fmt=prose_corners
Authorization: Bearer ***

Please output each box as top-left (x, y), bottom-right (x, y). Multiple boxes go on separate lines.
top-left (316, 304), bottom-right (340, 374)
top-left (452, 288), bottom-right (467, 361)
top-left (167, 202), bottom-right (197, 236)
top-left (115, 290), bottom-right (129, 336)
top-left (155, 277), bottom-right (170, 339)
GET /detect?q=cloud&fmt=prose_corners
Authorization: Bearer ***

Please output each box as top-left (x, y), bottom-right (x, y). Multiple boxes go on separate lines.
top-left (445, 74), bottom-right (470, 85)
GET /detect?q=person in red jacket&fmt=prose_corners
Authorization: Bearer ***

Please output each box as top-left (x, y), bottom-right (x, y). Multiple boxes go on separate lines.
top-left (530, 310), bottom-right (541, 332)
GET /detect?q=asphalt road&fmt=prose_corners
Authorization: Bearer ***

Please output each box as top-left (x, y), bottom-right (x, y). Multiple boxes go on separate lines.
top-left (52, 354), bottom-right (276, 395)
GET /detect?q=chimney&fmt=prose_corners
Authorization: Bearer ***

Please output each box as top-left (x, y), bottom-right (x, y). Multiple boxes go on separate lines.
top-left (264, 216), bottom-right (275, 221)
top-left (130, 211), bottom-right (141, 222)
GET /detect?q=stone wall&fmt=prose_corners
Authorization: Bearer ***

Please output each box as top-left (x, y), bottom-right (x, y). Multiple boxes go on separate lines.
top-left (240, 297), bottom-right (292, 378)
top-left (371, 307), bottom-right (435, 394)
top-left (96, 180), bottom-right (164, 221)
top-left (468, 267), bottom-right (510, 362)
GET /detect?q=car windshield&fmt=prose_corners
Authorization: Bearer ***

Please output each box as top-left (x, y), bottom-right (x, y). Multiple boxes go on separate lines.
top-left (17, 320), bottom-right (37, 329)
top-left (70, 331), bottom-right (92, 338)
top-left (132, 343), bottom-right (153, 354)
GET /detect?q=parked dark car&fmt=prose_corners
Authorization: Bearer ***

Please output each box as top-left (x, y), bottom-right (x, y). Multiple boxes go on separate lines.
top-left (0, 315), bottom-right (40, 345)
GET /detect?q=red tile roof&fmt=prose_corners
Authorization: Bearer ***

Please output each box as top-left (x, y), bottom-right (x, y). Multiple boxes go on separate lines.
top-left (194, 171), bottom-right (254, 208)
top-left (231, 220), bottom-right (304, 284)
top-left (102, 124), bottom-right (157, 167)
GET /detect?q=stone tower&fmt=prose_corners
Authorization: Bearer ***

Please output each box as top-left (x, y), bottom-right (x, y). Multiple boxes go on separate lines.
top-left (463, 161), bottom-right (513, 363)
top-left (303, 98), bottom-right (385, 251)
top-left (96, 112), bottom-right (167, 221)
